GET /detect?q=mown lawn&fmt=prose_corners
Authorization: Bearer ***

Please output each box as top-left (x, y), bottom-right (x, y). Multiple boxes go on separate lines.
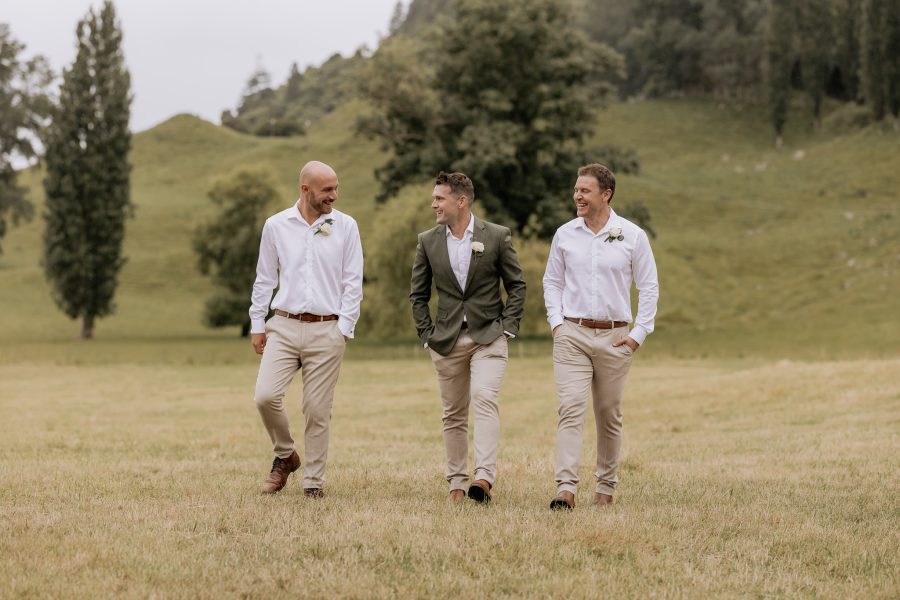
top-left (2, 351), bottom-right (897, 598)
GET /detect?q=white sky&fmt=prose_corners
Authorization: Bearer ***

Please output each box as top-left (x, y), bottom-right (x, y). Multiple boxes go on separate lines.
top-left (3, 0), bottom-right (405, 131)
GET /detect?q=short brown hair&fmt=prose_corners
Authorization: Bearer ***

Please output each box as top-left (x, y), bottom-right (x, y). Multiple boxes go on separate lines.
top-left (578, 163), bottom-right (616, 202)
top-left (435, 171), bottom-right (474, 204)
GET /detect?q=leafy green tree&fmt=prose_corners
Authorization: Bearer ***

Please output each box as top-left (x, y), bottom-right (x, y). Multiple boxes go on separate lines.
top-left (766, 0), bottom-right (795, 146)
top-left (623, 0), bottom-right (707, 95)
top-left (0, 24), bottom-right (52, 255)
top-left (42, 1), bottom-right (132, 339)
top-left (192, 169), bottom-right (278, 337)
top-left (831, 0), bottom-right (862, 101)
top-left (797, 0), bottom-right (835, 129)
top-left (861, 0), bottom-right (900, 124)
top-left (360, 0), bottom-right (623, 238)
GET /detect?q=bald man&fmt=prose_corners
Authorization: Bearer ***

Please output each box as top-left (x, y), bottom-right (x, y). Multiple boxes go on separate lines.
top-left (249, 161), bottom-right (364, 496)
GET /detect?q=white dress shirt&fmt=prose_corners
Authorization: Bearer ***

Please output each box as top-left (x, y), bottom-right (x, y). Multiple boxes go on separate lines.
top-left (250, 205), bottom-right (364, 338)
top-left (543, 209), bottom-right (659, 345)
top-left (446, 213), bottom-right (475, 291)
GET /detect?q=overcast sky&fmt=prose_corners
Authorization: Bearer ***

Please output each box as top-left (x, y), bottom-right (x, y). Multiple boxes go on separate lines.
top-left (3, 0), bottom-right (405, 131)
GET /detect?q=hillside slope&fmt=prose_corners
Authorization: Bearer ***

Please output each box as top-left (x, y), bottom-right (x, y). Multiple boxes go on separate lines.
top-left (1, 99), bottom-right (897, 358)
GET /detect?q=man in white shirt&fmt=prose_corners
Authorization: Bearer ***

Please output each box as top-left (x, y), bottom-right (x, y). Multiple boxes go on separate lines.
top-left (249, 161), bottom-right (363, 496)
top-left (410, 171), bottom-right (526, 504)
top-left (543, 163), bottom-right (659, 510)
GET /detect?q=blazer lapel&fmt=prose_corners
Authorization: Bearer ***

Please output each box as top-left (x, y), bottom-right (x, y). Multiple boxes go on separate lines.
top-left (463, 218), bottom-right (486, 294)
top-left (430, 226), bottom-right (464, 295)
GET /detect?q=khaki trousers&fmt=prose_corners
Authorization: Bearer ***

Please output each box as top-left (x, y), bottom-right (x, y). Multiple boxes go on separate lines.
top-left (430, 331), bottom-right (508, 491)
top-left (553, 321), bottom-right (634, 496)
top-left (254, 315), bottom-right (346, 490)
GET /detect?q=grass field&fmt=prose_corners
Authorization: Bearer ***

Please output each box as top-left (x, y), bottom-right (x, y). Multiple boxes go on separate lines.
top-left (1, 96), bottom-right (898, 596)
top-left (1, 351), bottom-right (897, 597)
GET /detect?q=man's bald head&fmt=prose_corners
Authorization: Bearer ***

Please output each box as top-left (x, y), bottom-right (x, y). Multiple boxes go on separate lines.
top-left (298, 160), bottom-right (339, 221)
top-left (299, 161), bottom-right (337, 186)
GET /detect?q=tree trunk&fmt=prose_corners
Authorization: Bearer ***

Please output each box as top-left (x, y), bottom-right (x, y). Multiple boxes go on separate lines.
top-left (241, 319), bottom-right (251, 338)
top-left (81, 314), bottom-right (94, 339)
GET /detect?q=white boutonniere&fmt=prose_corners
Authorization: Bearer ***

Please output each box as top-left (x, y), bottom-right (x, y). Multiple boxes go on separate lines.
top-left (315, 218), bottom-right (334, 236)
top-left (605, 226), bottom-right (623, 243)
top-left (471, 241), bottom-right (485, 254)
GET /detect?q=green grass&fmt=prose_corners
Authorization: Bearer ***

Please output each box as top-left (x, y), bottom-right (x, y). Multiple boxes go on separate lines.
top-left (1, 355), bottom-right (897, 597)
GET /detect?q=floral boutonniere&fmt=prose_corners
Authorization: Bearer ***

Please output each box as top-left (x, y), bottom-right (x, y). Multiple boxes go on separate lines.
top-left (314, 218), bottom-right (335, 236)
top-left (471, 241), bottom-right (485, 255)
top-left (605, 226), bottom-right (623, 243)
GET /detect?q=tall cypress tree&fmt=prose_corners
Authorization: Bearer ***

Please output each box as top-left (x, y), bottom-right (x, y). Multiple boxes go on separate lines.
top-left (42, 1), bottom-right (132, 339)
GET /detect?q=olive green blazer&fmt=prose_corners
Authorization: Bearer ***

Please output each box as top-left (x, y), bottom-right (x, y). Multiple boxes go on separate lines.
top-left (410, 217), bottom-right (526, 356)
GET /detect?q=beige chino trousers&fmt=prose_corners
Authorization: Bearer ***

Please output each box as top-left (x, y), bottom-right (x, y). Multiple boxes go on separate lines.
top-left (553, 320), bottom-right (634, 496)
top-left (254, 315), bottom-right (346, 490)
top-left (430, 331), bottom-right (508, 491)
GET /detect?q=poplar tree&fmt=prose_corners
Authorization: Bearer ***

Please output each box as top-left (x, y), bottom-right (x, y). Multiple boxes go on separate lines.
top-left (861, 0), bottom-right (900, 125)
top-left (42, 1), bottom-right (132, 339)
top-left (797, 0), bottom-right (834, 130)
top-left (767, 0), bottom-right (795, 146)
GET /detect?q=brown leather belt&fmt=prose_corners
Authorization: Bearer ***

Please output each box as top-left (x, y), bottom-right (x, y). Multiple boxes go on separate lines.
top-left (565, 317), bottom-right (628, 329)
top-left (274, 310), bottom-right (338, 322)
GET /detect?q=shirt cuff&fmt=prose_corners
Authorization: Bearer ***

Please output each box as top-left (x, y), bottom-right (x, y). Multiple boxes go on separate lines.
top-left (548, 314), bottom-right (565, 330)
top-left (338, 317), bottom-right (355, 339)
top-left (503, 331), bottom-right (515, 339)
top-left (250, 318), bottom-right (266, 334)
top-left (628, 326), bottom-right (649, 346)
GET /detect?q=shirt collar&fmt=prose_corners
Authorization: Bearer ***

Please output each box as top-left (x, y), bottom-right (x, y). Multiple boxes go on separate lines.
top-left (446, 213), bottom-right (475, 238)
top-left (576, 208), bottom-right (620, 236)
top-left (287, 201), bottom-right (334, 227)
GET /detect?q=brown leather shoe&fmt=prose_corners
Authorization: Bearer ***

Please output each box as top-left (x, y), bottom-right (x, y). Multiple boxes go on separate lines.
top-left (467, 479), bottom-right (492, 503)
top-left (549, 490), bottom-right (575, 511)
top-left (303, 488), bottom-right (324, 498)
top-left (449, 489), bottom-right (466, 503)
top-left (593, 492), bottom-right (614, 506)
top-left (260, 451), bottom-right (300, 494)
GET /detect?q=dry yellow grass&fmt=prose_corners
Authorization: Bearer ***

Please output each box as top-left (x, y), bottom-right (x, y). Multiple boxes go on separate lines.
top-left (1, 354), bottom-right (898, 598)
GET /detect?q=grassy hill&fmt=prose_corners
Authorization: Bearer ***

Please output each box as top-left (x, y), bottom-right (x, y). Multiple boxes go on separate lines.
top-left (1, 98), bottom-right (898, 360)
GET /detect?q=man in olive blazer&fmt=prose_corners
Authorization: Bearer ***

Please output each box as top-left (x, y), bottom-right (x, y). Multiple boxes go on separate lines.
top-left (410, 171), bottom-right (526, 504)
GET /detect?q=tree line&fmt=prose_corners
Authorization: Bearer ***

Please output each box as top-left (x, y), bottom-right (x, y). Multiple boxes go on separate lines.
top-left (226, 0), bottom-right (900, 142)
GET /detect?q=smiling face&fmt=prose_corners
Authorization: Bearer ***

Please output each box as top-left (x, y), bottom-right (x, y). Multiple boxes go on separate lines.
top-left (573, 175), bottom-right (612, 222)
top-left (431, 183), bottom-right (464, 225)
top-left (301, 169), bottom-right (339, 218)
